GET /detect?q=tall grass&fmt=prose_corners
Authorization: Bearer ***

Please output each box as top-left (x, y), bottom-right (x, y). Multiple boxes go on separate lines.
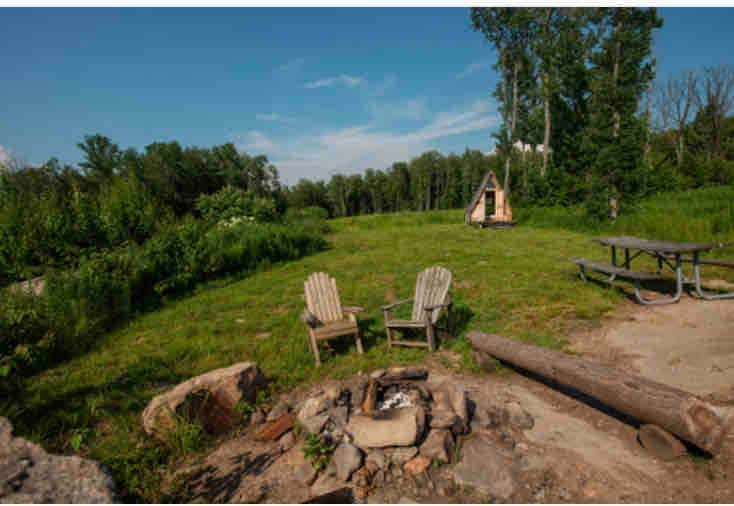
top-left (515, 185), bottom-right (734, 254)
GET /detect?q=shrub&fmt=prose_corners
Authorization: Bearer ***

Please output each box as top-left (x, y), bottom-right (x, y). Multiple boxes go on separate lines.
top-left (195, 186), bottom-right (279, 224)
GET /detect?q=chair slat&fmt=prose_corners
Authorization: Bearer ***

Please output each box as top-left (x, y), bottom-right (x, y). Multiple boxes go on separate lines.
top-left (330, 277), bottom-right (344, 321)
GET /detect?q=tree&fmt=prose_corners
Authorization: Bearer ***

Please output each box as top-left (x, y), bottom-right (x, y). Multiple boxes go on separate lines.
top-left (656, 70), bottom-right (698, 167)
top-left (77, 134), bottom-right (121, 183)
top-left (696, 64), bottom-right (734, 160)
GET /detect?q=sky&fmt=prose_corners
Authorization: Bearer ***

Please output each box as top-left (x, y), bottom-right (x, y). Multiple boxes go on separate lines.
top-left (2, 7), bottom-right (734, 184)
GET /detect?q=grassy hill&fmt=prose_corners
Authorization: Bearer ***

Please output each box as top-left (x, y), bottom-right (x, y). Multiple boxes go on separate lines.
top-left (5, 186), bottom-right (734, 500)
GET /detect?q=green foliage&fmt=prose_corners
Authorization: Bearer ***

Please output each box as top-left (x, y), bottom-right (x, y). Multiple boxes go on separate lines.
top-left (166, 415), bottom-right (204, 455)
top-left (303, 433), bottom-right (335, 471)
top-left (195, 186), bottom-right (279, 224)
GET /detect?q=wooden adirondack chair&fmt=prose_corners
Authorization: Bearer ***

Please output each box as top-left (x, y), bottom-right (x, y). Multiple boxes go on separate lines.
top-left (301, 272), bottom-right (364, 366)
top-left (382, 266), bottom-right (452, 351)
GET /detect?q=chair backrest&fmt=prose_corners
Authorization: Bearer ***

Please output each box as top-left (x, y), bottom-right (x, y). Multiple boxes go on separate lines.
top-left (304, 272), bottom-right (344, 323)
top-left (411, 266), bottom-right (452, 323)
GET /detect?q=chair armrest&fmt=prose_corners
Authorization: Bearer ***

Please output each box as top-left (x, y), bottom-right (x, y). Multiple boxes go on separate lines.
top-left (381, 299), bottom-right (412, 311)
top-left (343, 306), bottom-right (365, 313)
top-left (300, 309), bottom-right (322, 328)
top-left (424, 302), bottom-right (451, 311)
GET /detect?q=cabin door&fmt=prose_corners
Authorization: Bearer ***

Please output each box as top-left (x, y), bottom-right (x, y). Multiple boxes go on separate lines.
top-left (486, 191), bottom-right (496, 218)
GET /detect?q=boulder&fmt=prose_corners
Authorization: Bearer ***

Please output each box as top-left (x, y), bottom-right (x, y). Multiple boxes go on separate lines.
top-left (452, 436), bottom-right (518, 500)
top-left (403, 455), bottom-right (431, 474)
top-left (294, 461), bottom-right (319, 486)
top-left (279, 431), bottom-right (297, 452)
top-left (333, 442), bottom-right (363, 481)
top-left (267, 401), bottom-right (291, 422)
top-left (298, 395), bottom-right (332, 420)
top-left (327, 406), bottom-right (349, 429)
top-left (347, 407), bottom-right (425, 449)
top-left (142, 362), bottom-right (264, 439)
top-left (0, 417), bottom-right (115, 503)
top-left (420, 429), bottom-right (454, 463)
top-left (387, 446), bottom-right (418, 465)
top-left (299, 413), bottom-right (329, 435)
top-left (310, 472), bottom-right (346, 498)
top-left (365, 449), bottom-right (386, 471)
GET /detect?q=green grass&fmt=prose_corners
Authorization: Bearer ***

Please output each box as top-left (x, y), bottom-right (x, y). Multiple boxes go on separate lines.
top-left (5, 187), bottom-right (734, 500)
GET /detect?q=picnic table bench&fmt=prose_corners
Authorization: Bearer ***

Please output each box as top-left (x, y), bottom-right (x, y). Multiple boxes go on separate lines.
top-left (572, 235), bottom-right (734, 305)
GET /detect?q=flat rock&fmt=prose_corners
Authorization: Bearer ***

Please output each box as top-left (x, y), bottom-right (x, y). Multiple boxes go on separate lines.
top-left (420, 429), bottom-right (454, 463)
top-left (267, 401), bottom-right (291, 422)
top-left (142, 362), bottom-right (264, 439)
top-left (365, 449), bottom-right (386, 471)
top-left (299, 413), bottom-right (330, 435)
top-left (298, 395), bottom-right (332, 420)
top-left (294, 461), bottom-right (319, 486)
top-left (404, 455), bottom-right (431, 474)
top-left (387, 446), bottom-right (418, 465)
top-left (430, 408), bottom-right (461, 431)
top-left (638, 424), bottom-right (687, 461)
top-left (347, 407), bottom-right (425, 449)
top-left (333, 442), bottom-right (363, 481)
top-left (0, 417), bottom-right (114, 503)
top-left (310, 472), bottom-right (347, 498)
top-left (504, 401), bottom-right (534, 430)
top-left (381, 367), bottom-right (428, 382)
top-left (452, 435), bottom-right (518, 500)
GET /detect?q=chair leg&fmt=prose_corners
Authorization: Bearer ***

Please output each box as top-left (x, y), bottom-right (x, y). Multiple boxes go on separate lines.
top-left (354, 332), bottom-right (364, 354)
top-left (308, 329), bottom-right (321, 366)
top-left (426, 323), bottom-right (436, 352)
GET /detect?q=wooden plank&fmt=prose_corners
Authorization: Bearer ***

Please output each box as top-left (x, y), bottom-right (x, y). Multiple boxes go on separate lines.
top-left (594, 236), bottom-right (718, 254)
top-left (411, 269), bottom-right (426, 321)
top-left (390, 340), bottom-right (430, 348)
top-left (571, 258), bottom-right (661, 281)
top-left (330, 276), bottom-right (344, 321)
top-left (385, 319), bottom-right (427, 328)
top-left (468, 332), bottom-right (731, 455)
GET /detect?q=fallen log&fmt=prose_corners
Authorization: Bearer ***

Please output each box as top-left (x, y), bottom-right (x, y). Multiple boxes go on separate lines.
top-left (467, 331), bottom-right (732, 455)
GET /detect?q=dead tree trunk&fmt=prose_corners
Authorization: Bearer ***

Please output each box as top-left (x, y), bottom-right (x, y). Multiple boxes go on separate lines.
top-left (467, 332), bottom-right (731, 455)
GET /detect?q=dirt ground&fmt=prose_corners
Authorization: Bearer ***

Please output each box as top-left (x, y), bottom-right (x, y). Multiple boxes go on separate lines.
top-left (167, 293), bottom-right (734, 503)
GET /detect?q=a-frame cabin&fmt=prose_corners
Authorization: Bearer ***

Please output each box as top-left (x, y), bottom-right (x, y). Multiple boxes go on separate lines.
top-left (465, 170), bottom-right (513, 227)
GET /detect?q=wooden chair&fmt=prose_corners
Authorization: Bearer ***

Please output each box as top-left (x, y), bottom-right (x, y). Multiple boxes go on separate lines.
top-left (382, 266), bottom-right (453, 351)
top-left (301, 272), bottom-right (364, 366)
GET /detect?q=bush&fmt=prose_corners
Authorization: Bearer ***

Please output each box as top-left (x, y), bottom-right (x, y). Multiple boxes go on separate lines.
top-left (284, 206), bottom-right (331, 234)
top-left (0, 221), bottom-right (327, 390)
top-left (195, 186), bottom-right (279, 224)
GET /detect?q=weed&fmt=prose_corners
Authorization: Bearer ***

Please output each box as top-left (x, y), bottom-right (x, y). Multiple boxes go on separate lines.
top-left (166, 416), bottom-right (204, 456)
top-left (303, 432), bottom-right (335, 471)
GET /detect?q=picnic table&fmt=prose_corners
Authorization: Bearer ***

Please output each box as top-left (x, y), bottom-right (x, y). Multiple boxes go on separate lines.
top-left (572, 235), bottom-right (734, 305)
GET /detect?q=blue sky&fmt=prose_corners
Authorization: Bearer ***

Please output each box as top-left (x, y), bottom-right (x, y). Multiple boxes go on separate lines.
top-left (2, 7), bottom-right (734, 184)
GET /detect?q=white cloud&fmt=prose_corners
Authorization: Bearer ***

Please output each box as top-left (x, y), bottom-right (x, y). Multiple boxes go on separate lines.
top-left (457, 61), bottom-right (491, 80)
top-left (240, 100), bottom-right (497, 184)
top-left (241, 131), bottom-right (279, 154)
top-left (277, 58), bottom-right (305, 72)
top-left (0, 145), bottom-right (12, 167)
top-left (255, 113), bottom-right (295, 123)
top-left (304, 74), bottom-right (365, 89)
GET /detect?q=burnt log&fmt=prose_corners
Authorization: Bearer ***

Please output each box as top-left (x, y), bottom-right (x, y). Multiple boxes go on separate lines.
top-left (467, 332), bottom-right (732, 455)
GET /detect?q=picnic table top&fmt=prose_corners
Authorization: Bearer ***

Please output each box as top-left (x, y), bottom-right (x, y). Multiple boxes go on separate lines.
top-left (593, 235), bottom-right (721, 254)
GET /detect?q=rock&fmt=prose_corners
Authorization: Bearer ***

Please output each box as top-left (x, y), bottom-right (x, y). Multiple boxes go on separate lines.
top-left (309, 473), bottom-right (351, 500)
top-left (142, 362), bottom-right (264, 439)
top-left (267, 401), bottom-right (291, 422)
top-left (349, 378), bottom-right (368, 409)
top-left (381, 367), bottom-right (428, 382)
top-left (420, 429), bottom-right (455, 463)
top-left (352, 466), bottom-right (371, 500)
top-left (294, 461), bottom-right (319, 486)
top-left (365, 449), bottom-right (386, 471)
top-left (638, 424), bottom-right (687, 461)
top-left (298, 395), bottom-right (332, 420)
top-left (279, 431), bottom-right (297, 452)
top-left (370, 369), bottom-right (386, 380)
top-left (333, 443), bottom-right (363, 481)
top-left (347, 407), bottom-right (425, 449)
top-left (432, 383), bottom-right (469, 431)
top-left (452, 436), bottom-right (518, 500)
top-left (404, 455), bottom-right (431, 474)
top-left (0, 417), bottom-right (115, 502)
top-left (388, 446), bottom-right (418, 465)
top-left (429, 408), bottom-right (461, 430)
top-left (327, 406), bottom-right (349, 429)
top-left (250, 410), bottom-right (266, 426)
top-left (469, 408), bottom-right (490, 432)
top-left (255, 412), bottom-right (296, 441)
top-left (324, 384), bottom-right (342, 402)
top-left (299, 413), bottom-right (329, 435)
top-left (504, 401), bottom-right (534, 430)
